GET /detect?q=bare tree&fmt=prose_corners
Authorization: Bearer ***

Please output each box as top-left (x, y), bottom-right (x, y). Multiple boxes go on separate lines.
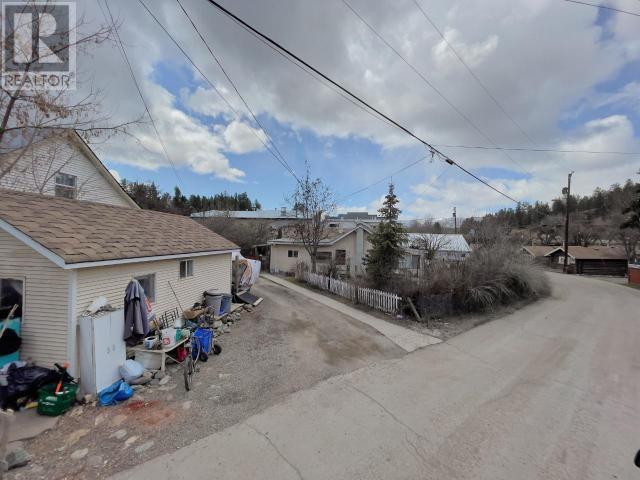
top-left (289, 168), bottom-right (336, 273)
top-left (0, 1), bottom-right (142, 183)
top-left (411, 233), bottom-right (452, 264)
top-left (536, 215), bottom-right (564, 245)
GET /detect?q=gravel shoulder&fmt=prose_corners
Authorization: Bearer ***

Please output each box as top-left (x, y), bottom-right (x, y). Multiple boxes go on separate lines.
top-left (7, 279), bottom-right (403, 480)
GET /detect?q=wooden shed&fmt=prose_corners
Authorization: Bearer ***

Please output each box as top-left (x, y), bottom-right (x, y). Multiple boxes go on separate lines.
top-left (545, 246), bottom-right (628, 276)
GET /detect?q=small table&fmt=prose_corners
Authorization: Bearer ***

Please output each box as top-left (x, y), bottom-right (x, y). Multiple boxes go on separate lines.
top-left (127, 337), bottom-right (188, 372)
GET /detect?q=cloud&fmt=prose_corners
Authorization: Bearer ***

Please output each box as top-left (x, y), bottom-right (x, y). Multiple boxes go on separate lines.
top-left (432, 28), bottom-right (499, 70)
top-left (93, 78), bottom-right (246, 182)
top-left (407, 113), bottom-right (640, 219)
top-left (76, 0), bottom-right (640, 207)
top-left (108, 169), bottom-right (122, 183)
top-left (221, 120), bottom-right (267, 154)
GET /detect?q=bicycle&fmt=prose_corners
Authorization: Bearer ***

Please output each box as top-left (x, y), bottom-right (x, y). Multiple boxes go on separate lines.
top-left (183, 333), bottom-right (202, 391)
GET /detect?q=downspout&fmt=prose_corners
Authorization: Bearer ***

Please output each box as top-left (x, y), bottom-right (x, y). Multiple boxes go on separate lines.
top-left (66, 270), bottom-right (78, 378)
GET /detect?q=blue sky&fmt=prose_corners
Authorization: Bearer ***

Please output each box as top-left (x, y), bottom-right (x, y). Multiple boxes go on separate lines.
top-left (91, 0), bottom-right (640, 219)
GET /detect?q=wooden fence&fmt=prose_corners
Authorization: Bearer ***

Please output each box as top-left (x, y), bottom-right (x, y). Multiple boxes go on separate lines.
top-left (303, 272), bottom-right (400, 314)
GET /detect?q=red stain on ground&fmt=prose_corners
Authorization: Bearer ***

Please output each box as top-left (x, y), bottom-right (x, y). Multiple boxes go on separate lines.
top-left (118, 399), bottom-right (177, 429)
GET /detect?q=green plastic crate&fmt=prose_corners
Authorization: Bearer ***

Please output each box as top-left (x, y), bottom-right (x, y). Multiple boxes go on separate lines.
top-left (37, 383), bottom-right (78, 416)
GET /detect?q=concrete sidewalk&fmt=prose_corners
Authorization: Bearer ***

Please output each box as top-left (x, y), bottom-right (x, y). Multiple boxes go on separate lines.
top-left (261, 273), bottom-right (441, 352)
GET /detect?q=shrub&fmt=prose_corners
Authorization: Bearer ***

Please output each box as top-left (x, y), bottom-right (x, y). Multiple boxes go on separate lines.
top-left (403, 240), bottom-right (550, 316)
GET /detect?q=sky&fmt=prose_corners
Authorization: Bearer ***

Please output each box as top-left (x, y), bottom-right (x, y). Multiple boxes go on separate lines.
top-left (80, 0), bottom-right (640, 219)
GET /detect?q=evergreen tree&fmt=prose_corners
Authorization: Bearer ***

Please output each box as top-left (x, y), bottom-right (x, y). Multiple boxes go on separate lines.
top-left (364, 183), bottom-right (407, 288)
top-left (621, 180), bottom-right (640, 230)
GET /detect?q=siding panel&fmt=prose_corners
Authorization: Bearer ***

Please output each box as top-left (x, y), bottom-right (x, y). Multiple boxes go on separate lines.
top-left (0, 230), bottom-right (69, 366)
top-left (76, 254), bottom-right (232, 317)
top-left (0, 134), bottom-right (132, 207)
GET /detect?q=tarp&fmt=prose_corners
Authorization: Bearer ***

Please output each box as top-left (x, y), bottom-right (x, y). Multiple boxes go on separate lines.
top-left (234, 254), bottom-right (261, 290)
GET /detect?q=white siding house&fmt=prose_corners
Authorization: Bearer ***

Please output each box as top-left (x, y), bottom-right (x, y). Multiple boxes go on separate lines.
top-left (269, 224), bottom-right (372, 277)
top-left (0, 190), bottom-right (238, 377)
top-left (0, 129), bottom-right (137, 208)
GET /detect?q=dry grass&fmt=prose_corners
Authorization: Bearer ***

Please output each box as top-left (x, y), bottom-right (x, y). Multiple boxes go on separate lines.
top-left (399, 241), bottom-right (551, 316)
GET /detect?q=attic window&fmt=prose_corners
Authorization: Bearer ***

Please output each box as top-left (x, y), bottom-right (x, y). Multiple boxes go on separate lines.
top-left (54, 172), bottom-right (77, 199)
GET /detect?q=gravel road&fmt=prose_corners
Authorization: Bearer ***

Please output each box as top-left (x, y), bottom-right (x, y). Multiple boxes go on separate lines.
top-left (7, 278), bottom-right (403, 479)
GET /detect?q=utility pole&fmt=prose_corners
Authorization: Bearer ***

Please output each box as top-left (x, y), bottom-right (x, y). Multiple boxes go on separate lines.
top-left (453, 207), bottom-right (457, 234)
top-left (563, 171), bottom-right (574, 273)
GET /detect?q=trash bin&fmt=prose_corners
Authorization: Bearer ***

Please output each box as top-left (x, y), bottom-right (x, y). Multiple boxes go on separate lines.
top-left (203, 290), bottom-right (222, 315)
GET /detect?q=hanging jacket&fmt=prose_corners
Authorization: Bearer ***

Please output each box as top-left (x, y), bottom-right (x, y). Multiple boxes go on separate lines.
top-left (123, 280), bottom-right (149, 346)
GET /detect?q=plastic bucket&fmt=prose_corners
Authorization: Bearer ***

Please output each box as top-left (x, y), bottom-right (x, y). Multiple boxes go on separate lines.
top-left (220, 294), bottom-right (232, 315)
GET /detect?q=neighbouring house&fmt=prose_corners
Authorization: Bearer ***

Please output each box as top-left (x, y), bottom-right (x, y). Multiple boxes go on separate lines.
top-left (544, 245), bottom-right (628, 276)
top-left (522, 245), bottom-right (560, 265)
top-left (191, 207), bottom-right (305, 234)
top-left (0, 128), bottom-right (138, 209)
top-left (0, 189), bottom-right (238, 376)
top-left (268, 223), bottom-right (372, 277)
top-left (191, 207), bottom-right (310, 268)
top-left (402, 233), bottom-right (472, 271)
top-left (326, 211), bottom-right (383, 228)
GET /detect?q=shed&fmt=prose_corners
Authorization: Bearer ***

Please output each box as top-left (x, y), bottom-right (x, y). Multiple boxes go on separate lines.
top-left (0, 189), bottom-right (238, 375)
top-left (544, 246), bottom-right (628, 276)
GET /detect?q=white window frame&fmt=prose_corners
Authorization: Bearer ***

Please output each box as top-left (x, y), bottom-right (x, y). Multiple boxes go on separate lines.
top-left (316, 251), bottom-right (332, 263)
top-left (54, 172), bottom-right (78, 199)
top-left (135, 273), bottom-right (156, 302)
top-left (288, 250), bottom-right (298, 258)
top-left (179, 259), bottom-right (194, 279)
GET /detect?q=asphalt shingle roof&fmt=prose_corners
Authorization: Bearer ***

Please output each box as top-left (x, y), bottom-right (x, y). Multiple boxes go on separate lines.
top-left (0, 189), bottom-right (238, 265)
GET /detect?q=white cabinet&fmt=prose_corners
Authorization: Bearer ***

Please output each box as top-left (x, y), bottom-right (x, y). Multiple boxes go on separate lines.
top-left (78, 309), bottom-right (126, 395)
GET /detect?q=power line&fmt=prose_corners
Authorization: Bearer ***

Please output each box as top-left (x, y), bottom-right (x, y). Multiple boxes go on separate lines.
top-left (340, 0), bottom-right (531, 177)
top-left (137, 0), bottom-right (301, 183)
top-left (337, 154), bottom-right (428, 201)
top-left (560, 0), bottom-right (640, 17)
top-left (202, 0), bottom-right (520, 205)
top-left (101, 0), bottom-right (185, 187)
top-left (432, 143), bottom-right (640, 155)
top-left (338, 154), bottom-right (450, 202)
top-left (411, 0), bottom-right (537, 146)
top-left (174, 0), bottom-right (298, 181)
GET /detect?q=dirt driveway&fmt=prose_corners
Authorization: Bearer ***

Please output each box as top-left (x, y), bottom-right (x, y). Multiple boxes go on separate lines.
top-left (8, 278), bottom-right (404, 479)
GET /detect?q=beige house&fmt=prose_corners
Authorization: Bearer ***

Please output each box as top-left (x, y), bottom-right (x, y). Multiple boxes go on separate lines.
top-left (0, 189), bottom-right (238, 375)
top-left (269, 224), bottom-right (372, 276)
top-left (0, 129), bottom-right (138, 209)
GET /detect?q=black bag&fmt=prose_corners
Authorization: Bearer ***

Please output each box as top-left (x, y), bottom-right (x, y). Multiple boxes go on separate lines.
top-left (0, 329), bottom-right (21, 356)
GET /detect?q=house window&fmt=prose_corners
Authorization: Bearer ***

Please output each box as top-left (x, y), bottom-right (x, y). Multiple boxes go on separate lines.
top-left (335, 249), bottom-right (346, 265)
top-left (316, 251), bottom-right (332, 263)
top-left (54, 172), bottom-right (77, 199)
top-left (288, 250), bottom-right (298, 258)
top-left (0, 278), bottom-right (23, 319)
top-left (135, 274), bottom-right (155, 302)
top-left (179, 259), bottom-right (194, 279)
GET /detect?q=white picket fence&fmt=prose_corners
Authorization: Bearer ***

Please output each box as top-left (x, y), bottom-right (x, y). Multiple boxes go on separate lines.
top-left (303, 272), bottom-right (400, 314)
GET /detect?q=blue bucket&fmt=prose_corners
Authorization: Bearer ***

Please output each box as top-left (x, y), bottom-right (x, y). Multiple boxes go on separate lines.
top-left (192, 328), bottom-right (213, 357)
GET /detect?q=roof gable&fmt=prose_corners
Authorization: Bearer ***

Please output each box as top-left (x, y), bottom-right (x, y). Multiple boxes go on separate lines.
top-left (0, 189), bottom-right (238, 268)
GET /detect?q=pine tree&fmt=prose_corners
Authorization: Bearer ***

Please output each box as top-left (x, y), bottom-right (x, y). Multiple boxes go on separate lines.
top-left (364, 183), bottom-right (407, 288)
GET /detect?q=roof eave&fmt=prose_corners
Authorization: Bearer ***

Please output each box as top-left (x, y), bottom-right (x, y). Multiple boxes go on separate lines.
top-left (0, 218), bottom-right (239, 269)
